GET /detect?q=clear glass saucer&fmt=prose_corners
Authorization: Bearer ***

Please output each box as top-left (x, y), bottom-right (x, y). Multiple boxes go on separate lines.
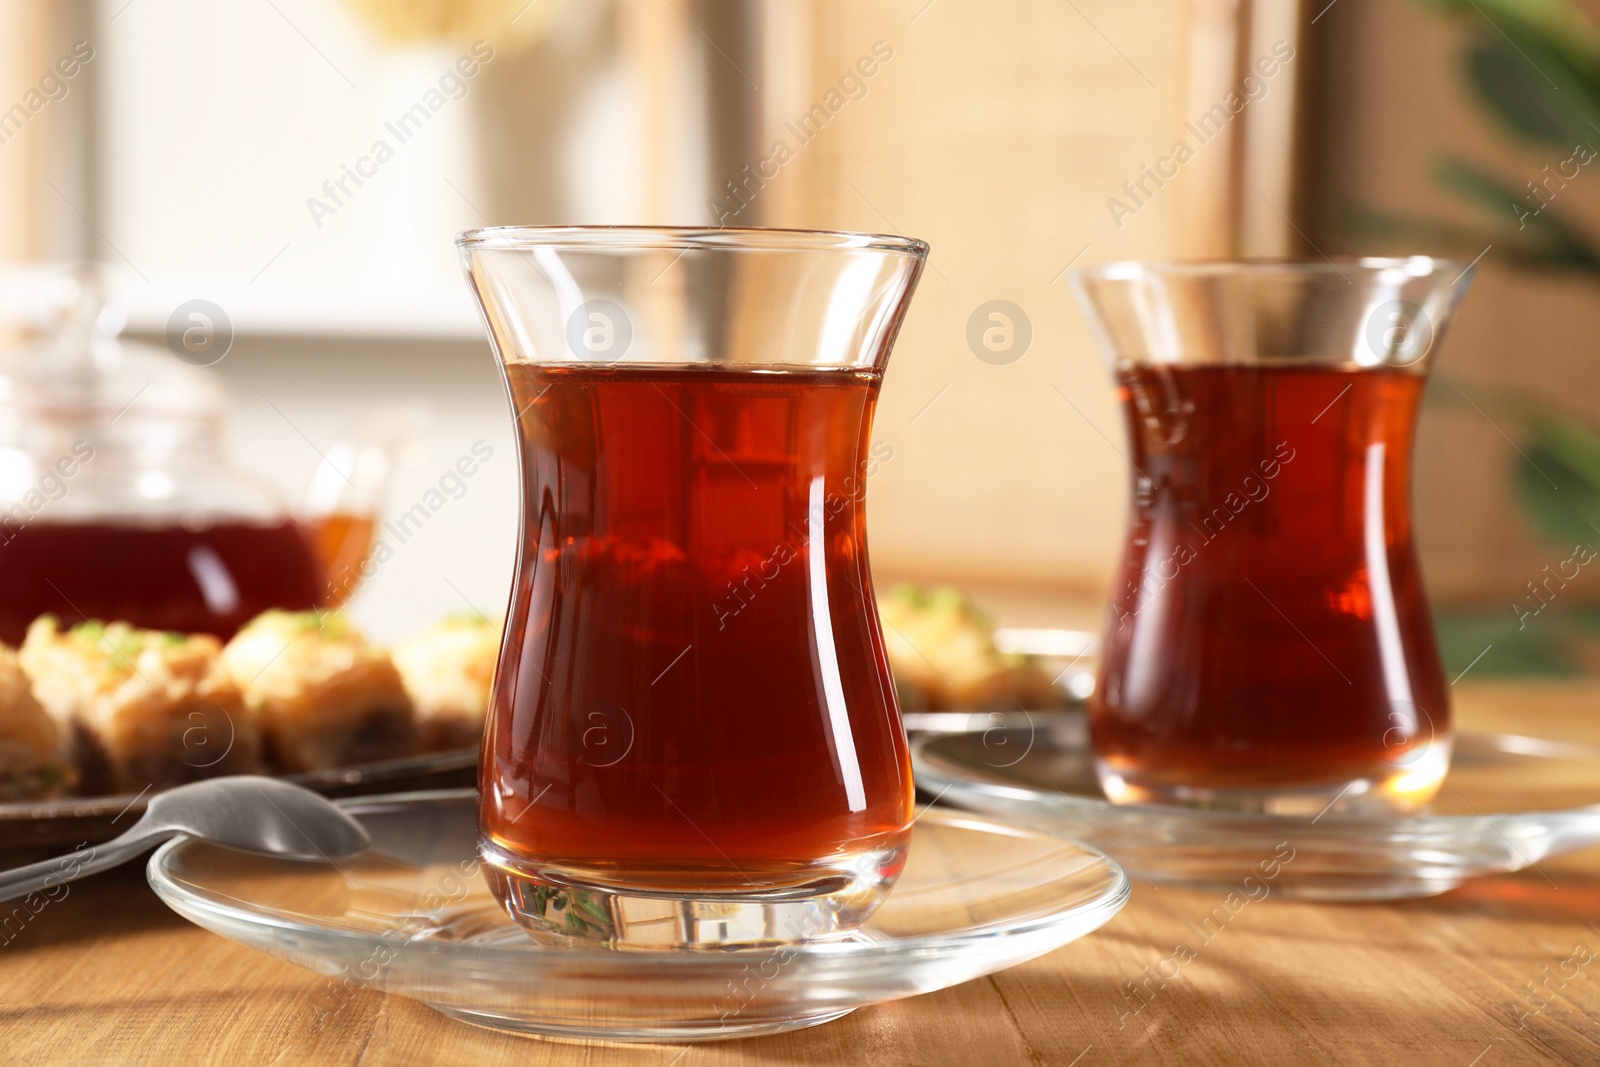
top-left (146, 789), bottom-right (1128, 1043)
top-left (913, 711), bottom-right (1600, 901)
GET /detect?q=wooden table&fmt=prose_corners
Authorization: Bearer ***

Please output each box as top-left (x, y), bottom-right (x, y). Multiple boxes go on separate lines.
top-left (5, 681), bottom-right (1600, 1066)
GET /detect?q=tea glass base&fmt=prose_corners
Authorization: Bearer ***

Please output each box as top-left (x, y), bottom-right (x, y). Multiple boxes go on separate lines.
top-left (480, 838), bottom-right (907, 950)
top-left (1094, 738), bottom-right (1453, 817)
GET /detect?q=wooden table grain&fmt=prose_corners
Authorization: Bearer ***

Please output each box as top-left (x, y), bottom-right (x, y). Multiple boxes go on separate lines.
top-left (4, 681), bottom-right (1600, 1066)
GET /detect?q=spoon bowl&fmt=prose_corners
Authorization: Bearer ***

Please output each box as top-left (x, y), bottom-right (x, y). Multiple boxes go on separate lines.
top-left (0, 775), bottom-right (370, 902)
top-left (140, 776), bottom-right (371, 861)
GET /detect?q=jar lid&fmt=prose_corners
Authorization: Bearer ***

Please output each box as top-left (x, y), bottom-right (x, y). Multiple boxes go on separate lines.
top-left (0, 265), bottom-right (225, 423)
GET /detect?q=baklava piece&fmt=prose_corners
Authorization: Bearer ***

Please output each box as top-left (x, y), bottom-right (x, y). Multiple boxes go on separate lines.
top-left (222, 610), bottom-right (418, 772)
top-left (20, 617), bottom-right (261, 794)
top-left (0, 643), bottom-right (72, 800)
top-left (392, 613), bottom-right (500, 751)
top-left (878, 585), bottom-right (1061, 712)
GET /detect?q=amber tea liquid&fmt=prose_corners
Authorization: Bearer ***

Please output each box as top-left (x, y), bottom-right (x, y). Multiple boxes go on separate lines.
top-left (480, 364), bottom-right (913, 933)
top-left (1093, 364), bottom-right (1449, 813)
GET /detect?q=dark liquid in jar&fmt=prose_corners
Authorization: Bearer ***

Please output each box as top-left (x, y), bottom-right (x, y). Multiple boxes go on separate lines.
top-left (0, 518), bottom-right (328, 642)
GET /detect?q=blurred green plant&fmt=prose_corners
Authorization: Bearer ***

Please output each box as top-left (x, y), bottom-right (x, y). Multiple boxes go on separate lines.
top-left (1342, 0), bottom-right (1600, 676)
top-left (1342, 0), bottom-right (1600, 273)
top-left (1427, 378), bottom-right (1600, 677)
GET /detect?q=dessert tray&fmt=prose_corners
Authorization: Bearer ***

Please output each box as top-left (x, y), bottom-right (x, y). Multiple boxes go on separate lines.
top-left (1, 748), bottom-right (476, 855)
top-left (912, 710), bottom-right (1600, 901)
top-left (147, 788), bottom-right (1128, 1042)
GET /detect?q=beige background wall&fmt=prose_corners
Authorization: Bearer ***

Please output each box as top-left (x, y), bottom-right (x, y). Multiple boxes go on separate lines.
top-left (764, 0), bottom-right (1220, 596)
top-left (0, 1), bottom-right (90, 267)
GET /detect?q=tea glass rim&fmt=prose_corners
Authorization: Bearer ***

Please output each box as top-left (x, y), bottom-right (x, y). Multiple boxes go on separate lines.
top-left (456, 224), bottom-right (929, 258)
top-left (1072, 255), bottom-right (1469, 282)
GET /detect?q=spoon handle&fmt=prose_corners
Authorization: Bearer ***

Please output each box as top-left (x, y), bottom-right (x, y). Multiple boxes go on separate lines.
top-left (0, 820), bottom-right (171, 903)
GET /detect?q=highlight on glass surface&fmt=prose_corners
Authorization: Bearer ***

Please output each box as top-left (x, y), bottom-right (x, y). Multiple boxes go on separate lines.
top-left (459, 226), bottom-right (928, 947)
top-left (1069, 257), bottom-right (1473, 816)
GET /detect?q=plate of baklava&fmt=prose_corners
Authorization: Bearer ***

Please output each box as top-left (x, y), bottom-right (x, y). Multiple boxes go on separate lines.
top-left (0, 610), bottom-right (496, 855)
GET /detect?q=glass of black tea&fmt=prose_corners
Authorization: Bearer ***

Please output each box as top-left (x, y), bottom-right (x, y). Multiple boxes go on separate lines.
top-left (1070, 258), bottom-right (1473, 816)
top-left (459, 227), bottom-right (927, 947)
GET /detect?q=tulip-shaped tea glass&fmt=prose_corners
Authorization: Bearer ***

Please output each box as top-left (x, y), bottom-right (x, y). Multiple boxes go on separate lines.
top-left (460, 227), bottom-right (926, 947)
top-left (1070, 258), bottom-right (1471, 816)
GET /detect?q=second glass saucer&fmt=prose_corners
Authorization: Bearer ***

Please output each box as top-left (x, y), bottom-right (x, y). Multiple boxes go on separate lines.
top-left (913, 711), bottom-right (1600, 901)
top-left (147, 789), bottom-right (1128, 1043)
